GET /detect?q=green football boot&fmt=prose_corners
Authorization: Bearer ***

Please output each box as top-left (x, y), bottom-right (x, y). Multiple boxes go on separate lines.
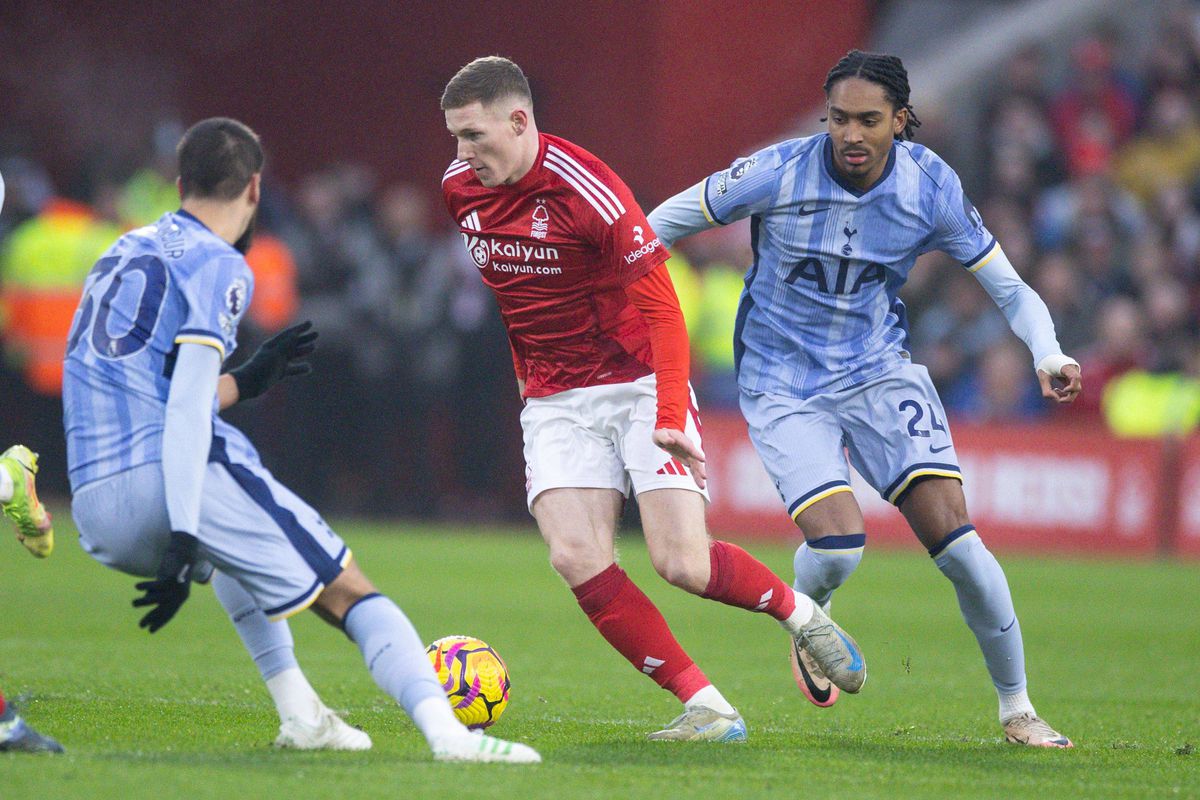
top-left (1, 445), bottom-right (54, 558)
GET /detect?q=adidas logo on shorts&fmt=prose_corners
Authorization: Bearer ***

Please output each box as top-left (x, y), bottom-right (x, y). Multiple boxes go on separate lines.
top-left (656, 459), bottom-right (687, 476)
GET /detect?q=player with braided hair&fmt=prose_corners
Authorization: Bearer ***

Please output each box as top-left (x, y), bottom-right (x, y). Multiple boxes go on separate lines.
top-left (821, 50), bottom-right (922, 141)
top-left (650, 50), bottom-right (1078, 747)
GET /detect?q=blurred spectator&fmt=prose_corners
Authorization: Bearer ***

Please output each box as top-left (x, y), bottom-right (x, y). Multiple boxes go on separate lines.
top-left (0, 157), bottom-right (54, 239)
top-left (1030, 250), bottom-right (1093, 354)
top-left (1071, 296), bottom-right (1151, 418)
top-left (1051, 32), bottom-right (1141, 176)
top-left (0, 170), bottom-right (121, 395)
top-left (243, 229), bottom-right (301, 332)
top-left (691, 259), bottom-right (743, 410)
top-left (1142, 275), bottom-right (1196, 371)
top-left (1033, 169), bottom-right (1145, 255)
top-left (1102, 341), bottom-right (1200, 437)
top-left (914, 270), bottom-right (1008, 398)
top-left (1113, 88), bottom-right (1200, 205)
top-left (118, 118), bottom-right (183, 227)
top-left (945, 339), bottom-right (1048, 423)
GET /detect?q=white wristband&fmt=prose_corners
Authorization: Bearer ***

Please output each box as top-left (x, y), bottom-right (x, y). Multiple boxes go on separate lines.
top-left (1036, 354), bottom-right (1079, 377)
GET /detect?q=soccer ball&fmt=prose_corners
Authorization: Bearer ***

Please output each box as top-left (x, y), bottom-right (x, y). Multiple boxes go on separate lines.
top-left (426, 635), bottom-right (511, 729)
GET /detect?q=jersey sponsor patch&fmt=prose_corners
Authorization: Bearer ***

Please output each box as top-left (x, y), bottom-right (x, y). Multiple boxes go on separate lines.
top-left (624, 237), bottom-right (663, 265)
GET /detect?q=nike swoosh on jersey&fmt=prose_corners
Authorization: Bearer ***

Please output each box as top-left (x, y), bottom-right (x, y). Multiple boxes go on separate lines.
top-left (798, 205), bottom-right (830, 216)
top-left (930, 444), bottom-right (953, 453)
top-left (1001, 617), bottom-right (1017, 633)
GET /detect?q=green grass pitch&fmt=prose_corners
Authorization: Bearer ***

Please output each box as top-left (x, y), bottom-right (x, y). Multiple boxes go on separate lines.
top-left (1, 516), bottom-right (1197, 799)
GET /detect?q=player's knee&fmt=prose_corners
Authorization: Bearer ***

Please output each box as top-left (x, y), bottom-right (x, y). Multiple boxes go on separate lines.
top-left (314, 561), bottom-right (377, 625)
top-left (548, 543), bottom-right (610, 586)
top-left (821, 546), bottom-right (863, 587)
top-left (650, 550), bottom-right (708, 594)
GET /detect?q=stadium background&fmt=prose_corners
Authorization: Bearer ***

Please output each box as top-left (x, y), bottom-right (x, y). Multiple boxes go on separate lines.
top-left (1, 0), bottom-right (1199, 558)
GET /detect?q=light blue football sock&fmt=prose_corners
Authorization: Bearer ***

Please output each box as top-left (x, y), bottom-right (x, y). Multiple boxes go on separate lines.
top-left (930, 526), bottom-right (1026, 695)
top-left (212, 570), bottom-right (297, 680)
top-left (343, 594), bottom-right (446, 717)
top-left (792, 534), bottom-right (865, 607)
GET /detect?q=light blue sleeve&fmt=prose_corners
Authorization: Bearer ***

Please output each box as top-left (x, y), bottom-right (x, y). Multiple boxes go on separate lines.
top-left (648, 146), bottom-right (782, 249)
top-left (162, 343), bottom-right (220, 535)
top-left (703, 146), bottom-right (782, 226)
top-left (173, 254), bottom-right (253, 361)
top-left (931, 169), bottom-right (997, 268)
top-left (969, 246), bottom-right (1064, 367)
top-left (647, 181), bottom-right (711, 249)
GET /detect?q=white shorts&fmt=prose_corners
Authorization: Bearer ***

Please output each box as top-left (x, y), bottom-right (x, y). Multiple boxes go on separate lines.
top-left (520, 374), bottom-right (710, 510)
top-left (73, 460), bottom-right (350, 621)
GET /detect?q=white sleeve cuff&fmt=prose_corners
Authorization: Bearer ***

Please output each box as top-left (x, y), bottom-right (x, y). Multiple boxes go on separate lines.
top-left (1036, 354), bottom-right (1079, 377)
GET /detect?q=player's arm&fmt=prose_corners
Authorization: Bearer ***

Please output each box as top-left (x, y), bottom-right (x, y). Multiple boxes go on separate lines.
top-left (136, 342), bottom-right (220, 632)
top-left (648, 149), bottom-right (780, 248)
top-left (935, 169), bottom-right (1081, 403)
top-left (625, 264), bottom-right (706, 489)
top-left (217, 321), bottom-right (319, 411)
top-left (969, 246), bottom-right (1082, 403)
top-left (647, 180), bottom-right (714, 249)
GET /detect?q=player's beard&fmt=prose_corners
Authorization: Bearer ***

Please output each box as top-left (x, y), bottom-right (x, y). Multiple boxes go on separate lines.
top-left (233, 209), bottom-right (257, 254)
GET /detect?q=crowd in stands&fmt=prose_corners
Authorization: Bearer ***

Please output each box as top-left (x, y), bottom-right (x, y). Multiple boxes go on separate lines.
top-left (4, 10), bottom-right (1200, 516)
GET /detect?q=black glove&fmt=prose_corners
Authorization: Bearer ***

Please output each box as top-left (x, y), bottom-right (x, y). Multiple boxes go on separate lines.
top-left (229, 321), bottom-right (318, 402)
top-left (133, 531), bottom-right (200, 633)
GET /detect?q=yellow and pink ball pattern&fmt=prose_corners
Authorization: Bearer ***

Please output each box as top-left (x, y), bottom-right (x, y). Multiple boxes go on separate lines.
top-left (425, 635), bottom-right (511, 729)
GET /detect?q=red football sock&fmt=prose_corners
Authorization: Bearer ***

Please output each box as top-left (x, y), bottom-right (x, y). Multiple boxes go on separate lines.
top-left (702, 540), bottom-right (796, 621)
top-left (572, 563), bottom-right (710, 703)
top-left (0, 688), bottom-right (6, 717)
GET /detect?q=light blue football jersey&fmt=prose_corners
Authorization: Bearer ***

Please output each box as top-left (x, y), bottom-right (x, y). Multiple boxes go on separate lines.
top-left (64, 210), bottom-right (256, 490)
top-left (699, 133), bottom-right (995, 399)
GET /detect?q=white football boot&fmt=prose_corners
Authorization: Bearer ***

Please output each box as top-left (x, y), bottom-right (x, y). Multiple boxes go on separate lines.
top-left (1002, 712), bottom-right (1073, 748)
top-left (274, 706), bottom-right (372, 751)
top-left (431, 730), bottom-right (542, 764)
top-left (647, 706), bottom-right (747, 742)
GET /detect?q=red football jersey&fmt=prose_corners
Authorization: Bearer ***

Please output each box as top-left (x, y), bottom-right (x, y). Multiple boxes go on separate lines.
top-left (442, 133), bottom-right (669, 398)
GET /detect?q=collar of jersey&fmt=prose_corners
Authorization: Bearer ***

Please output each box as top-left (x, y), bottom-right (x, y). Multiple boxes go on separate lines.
top-left (822, 135), bottom-right (896, 198)
top-left (175, 208), bottom-right (211, 231)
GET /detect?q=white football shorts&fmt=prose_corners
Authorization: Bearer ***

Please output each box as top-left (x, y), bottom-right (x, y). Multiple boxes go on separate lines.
top-left (740, 361), bottom-right (962, 522)
top-left (520, 374), bottom-right (710, 510)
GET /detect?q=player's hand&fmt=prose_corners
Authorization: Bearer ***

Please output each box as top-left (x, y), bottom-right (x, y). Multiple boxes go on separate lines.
top-left (653, 428), bottom-right (707, 490)
top-left (133, 531), bottom-right (199, 633)
top-left (1037, 362), bottom-right (1082, 404)
top-left (230, 321), bottom-right (319, 402)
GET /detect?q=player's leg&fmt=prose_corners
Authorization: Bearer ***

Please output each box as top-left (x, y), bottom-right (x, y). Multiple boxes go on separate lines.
top-left (736, 389), bottom-right (869, 704)
top-left (844, 363), bottom-right (1069, 747)
top-left (0, 687), bottom-right (63, 754)
top-left (531, 486), bottom-right (743, 742)
top-left (209, 570), bottom-right (370, 750)
top-left (523, 381), bottom-right (745, 741)
top-left (196, 458), bottom-right (537, 763)
top-left (786, 491), bottom-right (868, 706)
top-left (0, 444), bottom-right (54, 557)
top-left (900, 478), bottom-right (1071, 748)
top-left (72, 463), bottom-right (362, 749)
top-left (313, 560), bottom-right (539, 763)
top-left (791, 493), bottom-right (867, 609)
